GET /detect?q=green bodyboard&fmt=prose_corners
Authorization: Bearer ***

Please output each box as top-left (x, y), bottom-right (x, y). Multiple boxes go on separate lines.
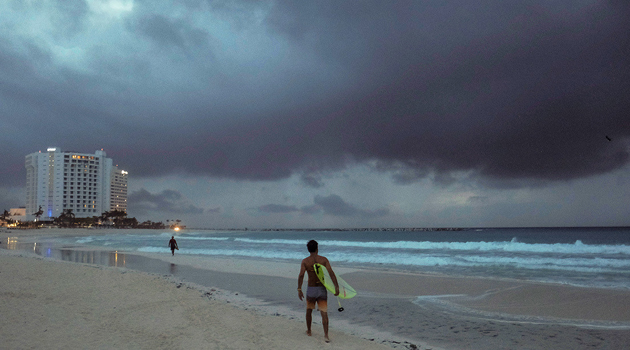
top-left (314, 263), bottom-right (357, 299)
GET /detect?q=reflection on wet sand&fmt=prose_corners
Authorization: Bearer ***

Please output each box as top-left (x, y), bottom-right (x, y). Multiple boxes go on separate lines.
top-left (59, 250), bottom-right (127, 267)
top-left (5, 237), bottom-right (19, 250)
top-left (5, 237), bottom-right (42, 255)
top-left (2, 237), bottom-right (127, 268)
top-left (2, 238), bottom-right (185, 278)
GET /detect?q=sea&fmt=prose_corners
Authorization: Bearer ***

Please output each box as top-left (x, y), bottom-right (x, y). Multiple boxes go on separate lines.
top-left (19, 226), bottom-right (630, 290)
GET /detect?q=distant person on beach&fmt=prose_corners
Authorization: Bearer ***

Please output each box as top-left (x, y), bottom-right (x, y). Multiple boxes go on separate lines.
top-left (168, 236), bottom-right (178, 256)
top-left (297, 240), bottom-right (339, 343)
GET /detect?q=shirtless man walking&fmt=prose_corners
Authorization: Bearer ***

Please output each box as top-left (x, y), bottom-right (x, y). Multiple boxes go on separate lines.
top-left (297, 240), bottom-right (339, 343)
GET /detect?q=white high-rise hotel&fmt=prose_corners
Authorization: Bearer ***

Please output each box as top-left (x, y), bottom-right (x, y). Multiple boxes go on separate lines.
top-left (25, 147), bottom-right (128, 220)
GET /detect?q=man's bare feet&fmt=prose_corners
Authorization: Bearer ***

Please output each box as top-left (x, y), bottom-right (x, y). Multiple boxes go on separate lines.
top-left (324, 336), bottom-right (331, 343)
top-left (306, 330), bottom-right (312, 336)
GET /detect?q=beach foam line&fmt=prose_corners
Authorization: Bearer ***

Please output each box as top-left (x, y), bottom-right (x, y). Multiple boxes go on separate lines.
top-left (230, 237), bottom-right (630, 255)
top-left (5, 233), bottom-right (630, 350)
top-left (0, 251), bottom-right (406, 350)
top-left (414, 294), bottom-right (630, 330)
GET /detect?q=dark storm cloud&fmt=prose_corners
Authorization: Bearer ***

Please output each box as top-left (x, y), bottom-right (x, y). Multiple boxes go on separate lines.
top-left (136, 15), bottom-right (187, 48)
top-left (468, 196), bottom-right (489, 204)
top-left (313, 194), bottom-right (390, 218)
top-left (313, 194), bottom-right (358, 217)
top-left (1, 1), bottom-right (629, 189)
top-left (300, 172), bottom-right (324, 188)
top-left (131, 13), bottom-right (214, 54)
top-left (257, 194), bottom-right (389, 218)
top-left (118, 0), bottom-right (630, 186)
top-left (128, 188), bottom-right (205, 215)
top-left (51, 0), bottom-right (89, 36)
top-left (206, 207), bottom-right (221, 214)
top-left (257, 204), bottom-right (299, 213)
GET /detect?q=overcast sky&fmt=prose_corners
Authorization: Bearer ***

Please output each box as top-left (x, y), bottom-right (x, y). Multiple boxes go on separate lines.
top-left (1, 0), bottom-right (629, 228)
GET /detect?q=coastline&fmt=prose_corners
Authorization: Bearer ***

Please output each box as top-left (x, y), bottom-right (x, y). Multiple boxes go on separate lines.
top-left (0, 251), bottom-right (401, 350)
top-left (2, 229), bottom-right (630, 349)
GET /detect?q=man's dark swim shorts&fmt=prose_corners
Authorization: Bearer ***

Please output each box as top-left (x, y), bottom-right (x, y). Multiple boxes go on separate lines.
top-left (306, 286), bottom-right (328, 312)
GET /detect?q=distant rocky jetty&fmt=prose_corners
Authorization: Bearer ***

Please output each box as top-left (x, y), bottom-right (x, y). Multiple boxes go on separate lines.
top-left (203, 227), bottom-right (466, 232)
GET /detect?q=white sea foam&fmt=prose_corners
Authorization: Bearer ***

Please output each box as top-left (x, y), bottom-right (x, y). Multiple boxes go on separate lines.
top-left (57, 229), bottom-right (630, 289)
top-left (229, 237), bottom-right (630, 255)
top-left (137, 245), bottom-right (630, 273)
top-left (137, 247), bottom-right (304, 260)
top-left (178, 236), bottom-right (230, 241)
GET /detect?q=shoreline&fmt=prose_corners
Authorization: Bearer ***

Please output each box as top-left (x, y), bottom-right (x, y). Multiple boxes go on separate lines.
top-left (0, 230), bottom-right (429, 349)
top-left (6, 229), bottom-right (629, 323)
top-left (3, 229), bottom-right (630, 349)
top-left (0, 251), bottom-right (404, 350)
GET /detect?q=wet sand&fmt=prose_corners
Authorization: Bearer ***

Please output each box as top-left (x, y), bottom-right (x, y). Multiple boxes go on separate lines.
top-left (2, 229), bottom-right (630, 349)
top-left (0, 250), bottom-right (402, 350)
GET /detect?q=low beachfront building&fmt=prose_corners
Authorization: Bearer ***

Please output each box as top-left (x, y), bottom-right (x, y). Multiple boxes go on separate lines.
top-left (25, 147), bottom-right (128, 221)
top-left (9, 208), bottom-right (26, 222)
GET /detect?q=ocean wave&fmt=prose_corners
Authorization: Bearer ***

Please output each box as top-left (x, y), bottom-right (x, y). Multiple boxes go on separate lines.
top-left (232, 237), bottom-right (630, 255)
top-left (51, 230), bottom-right (630, 290)
top-left (455, 255), bottom-right (630, 269)
top-left (177, 236), bottom-right (230, 241)
top-left (134, 246), bottom-right (630, 274)
top-left (137, 247), bottom-right (304, 260)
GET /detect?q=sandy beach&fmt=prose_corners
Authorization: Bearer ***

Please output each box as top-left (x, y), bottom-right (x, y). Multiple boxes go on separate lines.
top-left (2, 229), bottom-right (630, 350)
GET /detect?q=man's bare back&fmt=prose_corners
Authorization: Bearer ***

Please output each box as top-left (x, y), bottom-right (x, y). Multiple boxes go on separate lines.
top-left (301, 255), bottom-right (332, 287)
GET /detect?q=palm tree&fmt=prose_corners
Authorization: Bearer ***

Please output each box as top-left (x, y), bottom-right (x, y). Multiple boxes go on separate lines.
top-left (100, 211), bottom-right (113, 226)
top-left (1, 209), bottom-right (12, 226)
top-left (57, 209), bottom-right (75, 227)
top-left (107, 210), bottom-right (127, 227)
top-left (33, 206), bottom-right (43, 221)
top-left (109, 210), bottom-right (127, 219)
